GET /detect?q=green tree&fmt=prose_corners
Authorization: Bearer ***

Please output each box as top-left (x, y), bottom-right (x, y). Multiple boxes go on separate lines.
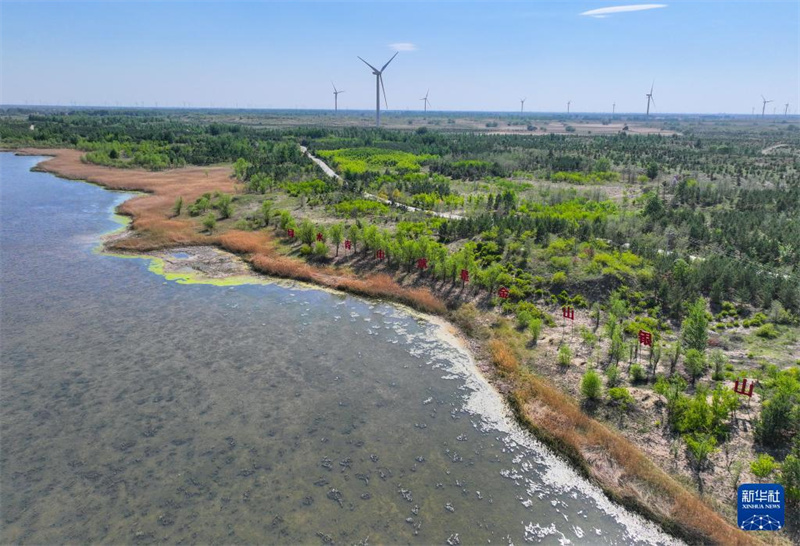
top-left (529, 318), bottom-right (543, 345)
top-left (646, 162), bottom-right (659, 180)
top-left (347, 224), bottom-right (361, 252)
top-left (685, 433), bottom-right (717, 474)
top-left (581, 369), bottom-right (602, 401)
top-left (329, 223), bottom-right (344, 256)
top-left (630, 364), bottom-right (646, 383)
top-left (750, 454), bottom-right (777, 480)
top-left (681, 297), bottom-right (709, 353)
top-left (558, 344), bottom-right (572, 368)
top-left (261, 200), bottom-right (273, 226)
top-left (684, 349), bottom-right (707, 384)
top-left (298, 219), bottom-right (316, 246)
top-left (202, 213), bottom-right (216, 233)
top-left (173, 196), bottom-right (183, 216)
top-left (780, 443), bottom-right (800, 505)
top-left (606, 364), bottom-right (621, 387)
top-left (233, 157), bottom-right (251, 180)
top-left (215, 193), bottom-right (234, 219)
top-left (313, 241), bottom-right (328, 258)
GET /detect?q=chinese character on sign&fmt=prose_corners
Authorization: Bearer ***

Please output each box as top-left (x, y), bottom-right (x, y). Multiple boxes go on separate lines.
top-left (460, 269), bottom-right (469, 283)
top-left (417, 258), bottom-right (428, 270)
top-left (561, 306), bottom-right (574, 321)
top-left (316, 232), bottom-right (323, 242)
top-left (344, 240), bottom-right (352, 250)
top-left (376, 249), bottom-right (385, 260)
top-left (638, 329), bottom-right (652, 347)
top-left (738, 484), bottom-right (784, 531)
top-left (734, 378), bottom-right (755, 398)
top-left (287, 228), bottom-right (295, 238)
top-left (498, 287), bottom-right (509, 299)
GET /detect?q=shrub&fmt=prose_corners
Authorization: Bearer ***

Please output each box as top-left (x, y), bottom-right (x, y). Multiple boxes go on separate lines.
top-left (685, 433), bottom-right (717, 471)
top-left (557, 344), bottom-right (572, 367)
top-left (313, 241), bottom-right (328, 258)
top-left (529, 318), bottom-right (543, 345)
top-left (606, 364), bottom-right (621, 387)
top-left (630, 364), bottom-right (647, 383)
top-left (755, 323), bottom-right (780, 339)
top-left (781, 449), bottom-right (800, 504)
top-left (202, 213), bottom-right (216, 233)
top-left (299, 244), bottom-right (313, 256)
top-left (750, 454), bottom-right (777, 479)
top-left (173, 196), bottom-right (183, 216)
top-left (581, 369), bottom-right (603, 401)
top-left (684, 348), bottom-right (706, 384)
top-left (608, 387), bottom-right (635, 409)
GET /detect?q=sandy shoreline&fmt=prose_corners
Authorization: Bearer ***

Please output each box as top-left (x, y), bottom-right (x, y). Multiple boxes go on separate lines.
top-left (7, 148), bottom-right (758, 545)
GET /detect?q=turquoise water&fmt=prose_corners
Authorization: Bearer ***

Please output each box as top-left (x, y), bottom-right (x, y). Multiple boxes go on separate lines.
top-left (0, 153), bottom-right (678, 544)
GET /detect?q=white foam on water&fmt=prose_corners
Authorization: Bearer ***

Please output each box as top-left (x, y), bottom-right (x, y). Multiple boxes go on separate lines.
top-left (381, 311), bottom-right (682, 546)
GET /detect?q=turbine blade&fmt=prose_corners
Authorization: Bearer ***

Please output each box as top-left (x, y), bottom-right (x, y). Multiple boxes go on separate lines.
top-left (650, 81), bottom-right (654, 94)
top-left (332, 81), bottom-right (337, 93)
top-left (425, 89), bottom-right (429, 99)
top-left (380, 52), bottom-right (399, 72)
top-left (380, 74), bottom-right (388, 109)
top-left (358, 56), bottom-right (379, 72)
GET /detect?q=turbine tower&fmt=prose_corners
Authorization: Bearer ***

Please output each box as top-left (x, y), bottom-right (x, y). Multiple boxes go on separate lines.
top-left (761, 95), bottom-right (773, 117)
top-left (567, 100), bottom-right (571, 114)
top-left (331, 82), bottom-right (345, 112)
top-left (358, 52), bottom-right (398, 127)
top-left (420, 89), bottom-right (431, 113)
top-left (520, 98), bottom-right (526, 113)
top-left (785, 103), bottom-right (790, 117)
top-left (645, 82), bottom-right (655, 115)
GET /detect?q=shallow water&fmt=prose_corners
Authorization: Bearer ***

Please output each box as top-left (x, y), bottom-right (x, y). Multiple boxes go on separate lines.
top-left (0, 153), bottom-right (679, 545)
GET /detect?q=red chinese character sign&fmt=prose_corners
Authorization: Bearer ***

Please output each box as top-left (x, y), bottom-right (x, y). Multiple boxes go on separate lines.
top-left (417, 258), bottom-right (428, 270)
top-left (316, 232), bottom-right (323, 242)
top-left (344, 240), bottom-right (352, 251)
top-left (561, 306), bottom-right (575, 321)
top-left (638, 330), bottom-right (653, 347)
top-left (287, 228), bottom-right (295, 238)
top-left (498, 286), bottom-right (509, 299)
top-left (376, 249), bottom-right (385, 260)
top-left (460, 269), bottom-right (469, 283)
top-left (734, 378), bottom-right (754, 398)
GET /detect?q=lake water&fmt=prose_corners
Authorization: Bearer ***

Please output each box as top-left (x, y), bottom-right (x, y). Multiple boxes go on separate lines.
top-left (0, 152), bottom-right (678, 544)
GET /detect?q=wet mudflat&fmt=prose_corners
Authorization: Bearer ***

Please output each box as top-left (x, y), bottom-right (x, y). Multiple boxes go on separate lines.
top-left (0, 153), bottom-right (678, 544)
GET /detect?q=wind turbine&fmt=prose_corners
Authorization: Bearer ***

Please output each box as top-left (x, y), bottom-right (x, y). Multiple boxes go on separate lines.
top-left (358, 52), bottom-right (398, 127)
top-left (567, 100), bottom-right (571, 114)
top-left (612, 102), bottom-right (616, 116)
top-left (785, 103), bottom-right (790, 117)
top-left (761, 95), bottom-right (773, 117)
top-left (420, 89), bottom-right (431, 113)
top-left (520, 98), bottom-right (526, 113)
top-left (331, 82), bottom-right (345, 112)
top-left (645, 82), bottom-right (655, 115)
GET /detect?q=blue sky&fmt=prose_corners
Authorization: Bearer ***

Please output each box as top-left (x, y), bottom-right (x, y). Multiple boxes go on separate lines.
top-left (1, 1), bottom-right (798, 114)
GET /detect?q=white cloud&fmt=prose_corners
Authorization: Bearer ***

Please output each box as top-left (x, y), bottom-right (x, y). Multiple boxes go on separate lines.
top-left (581, 4), bottom-right (667, 18)
top-left (389, 43), bottom-right (417, 52)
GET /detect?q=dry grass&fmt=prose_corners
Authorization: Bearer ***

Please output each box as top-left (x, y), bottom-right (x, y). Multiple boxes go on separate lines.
top-left (26, 148), bottom-right (756, 545)
top-left (487, 337), bottom-right (756, 546)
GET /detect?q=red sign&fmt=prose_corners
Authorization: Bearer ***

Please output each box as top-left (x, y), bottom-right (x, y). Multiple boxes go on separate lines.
top-left (460, 269), bottom-right (469, 283)
top-left (287, 228), bottom-right (295, 238)
top-left (638, 330), bottom-right (653, 347)
top-left (376, 249), bottom-right (385, 260)
top-left (561, 306), bottom-right (575, 321)
top-left (417, 258), bottom-right (428, 270)
top-left (734, 378), bottom-right (755, 398)
top-left (344, 240), bottom-right (352, 250)
top-left (498, 286), bottom-right (509, 299)
top-left (316, 232), bottom-right (323, 242)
